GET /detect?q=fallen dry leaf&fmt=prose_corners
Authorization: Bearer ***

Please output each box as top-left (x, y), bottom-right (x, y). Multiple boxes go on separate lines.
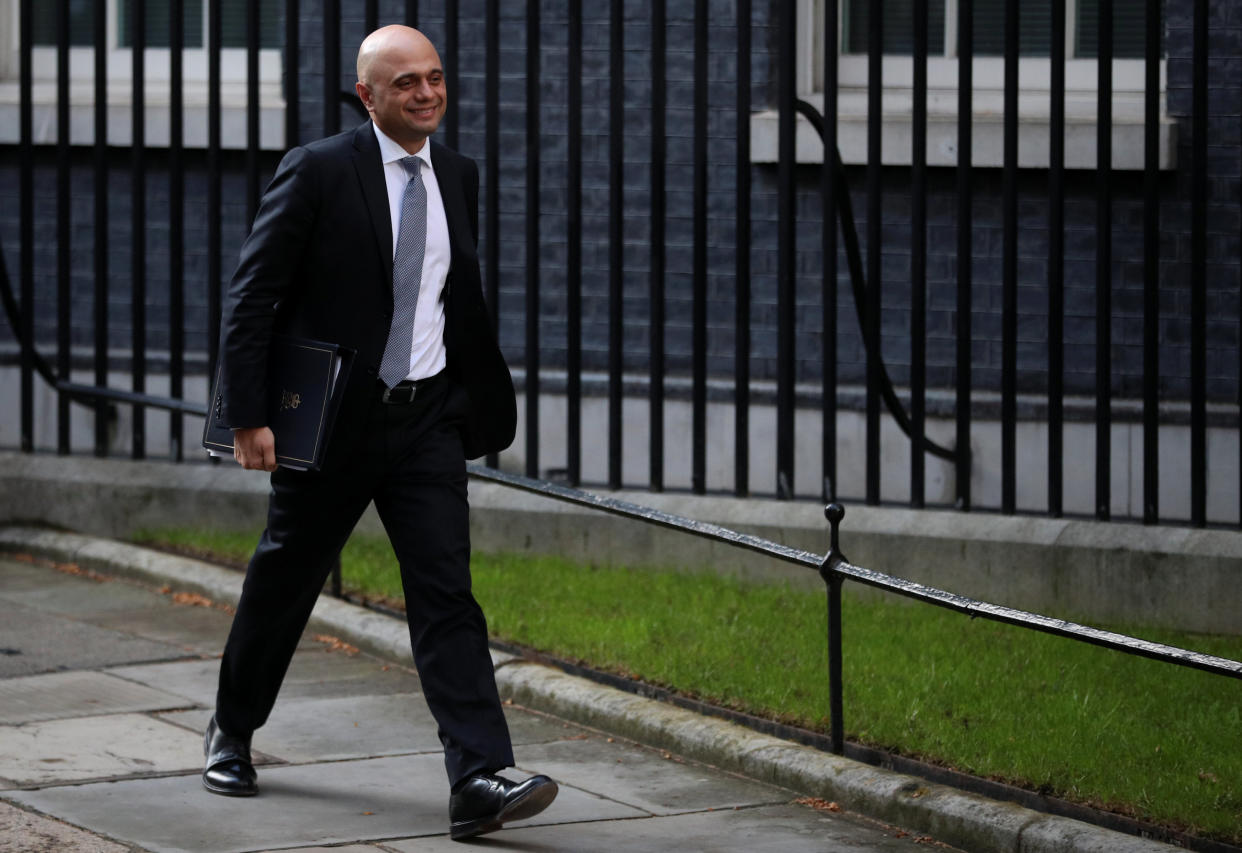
top-left (312, 634), bottom-right (360, 656)
top-left (793, 797), bottom-right (841, 813)
top-left (171, 591), bottom-right (214, 608)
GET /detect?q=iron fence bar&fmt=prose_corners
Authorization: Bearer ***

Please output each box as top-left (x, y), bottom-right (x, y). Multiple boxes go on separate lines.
top-left (650, 0), bottom-right (666, 493)
top-left (284, 0), bottom-right (299, 149)
top-left (826, 570), bottom-right (844, 755)
top-left (1048, 0), bottom-right (1066, 518)
top-left (955, 0), bottom-right (973, 510)
top-left (93, 0), bottom-right (108, 455)
top-left (131, 0), bottom-right (147, 460)
top-left (524, 0), bottom-right (541, 480)
top-left (445, 0), bottom-right (458, 151)
top-left (56, 0), bottom-right (70, 455)
top-left (464, 463), bottom-right (1242, 682)
top-left (819, 0), bottom-right (835, 505)
top-left (1094, 0), bottom-right (1113, 521)
top-left (324, 0), bottom-right (340, 136)
top-left (247, 0), bottom-right (261, 225)
top-left (405, 0), bottom-right (418, 28)
top-left (776, 0), bottom-right (795, 500)
top-left (864, 0), bottom-right (881, 506)
top-left (18, 0), bottom-right (32, 454)
top-left (821, 503), bottom-right (846, 754)
top-left (692, 0), bottom-right (708, 495)
top-left (1142, 0), bottom-right (1160, 524)
top-left (170, 0), bottom-right (186, 461)
top-left (608, 0), bottom-right (623, 490)
top-left (910, 0), bottom-right (926, 509)
top-left (735, 0), bottom-right (751, 498)
top-left (1000, 0), bottom-right (1018, 514)
top-left (207, 0), bottom-right (223, 393)
top-left (485, 0), bottom-right (500, 471)
top-left (566, 0), bottom-right (582, 486)
top-left (1190, 0), bottom-right (1207, 527)
top-left (365, 0), bottom-right (377, 33)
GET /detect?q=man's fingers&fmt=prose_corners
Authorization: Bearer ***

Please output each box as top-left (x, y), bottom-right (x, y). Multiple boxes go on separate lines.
top-left (234, 427), bottom-right (277, 471)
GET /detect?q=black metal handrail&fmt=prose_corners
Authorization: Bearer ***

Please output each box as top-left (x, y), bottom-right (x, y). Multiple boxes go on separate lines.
top-left (466, 462), bottom-right (1242, 758)
top-left (793, 99), bottom-right (960, 467)
top-left (0, 240), bottom-right (206, 418)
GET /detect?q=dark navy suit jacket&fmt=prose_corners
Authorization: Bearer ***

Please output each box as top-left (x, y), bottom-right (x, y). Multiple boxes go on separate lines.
top-left (218, 121), bottom-right (516, 464)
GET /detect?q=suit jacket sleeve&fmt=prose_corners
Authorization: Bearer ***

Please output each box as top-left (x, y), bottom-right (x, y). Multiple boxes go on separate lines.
top-left (219, 146), bottom-right (320, 428)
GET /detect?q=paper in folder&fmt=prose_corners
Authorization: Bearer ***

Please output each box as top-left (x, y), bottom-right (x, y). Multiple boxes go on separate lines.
top-left (202, 335), bottom-right (354, 471)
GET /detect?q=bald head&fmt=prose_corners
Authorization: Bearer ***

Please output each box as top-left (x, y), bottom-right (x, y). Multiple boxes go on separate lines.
top-left (355, 25), bottom-right (447, 154)
top-left (356, 25), bottom-right (438, 86)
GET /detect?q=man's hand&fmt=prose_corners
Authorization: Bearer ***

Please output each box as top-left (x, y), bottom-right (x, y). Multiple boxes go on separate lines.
top-left (233, 426), bottom-right (277, 472)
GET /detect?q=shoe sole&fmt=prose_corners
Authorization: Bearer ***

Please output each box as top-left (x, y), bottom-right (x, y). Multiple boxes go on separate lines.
top-left (202, 776), bottom-right (259, 797)
top-left (449, 780), bottom-right (558, 841)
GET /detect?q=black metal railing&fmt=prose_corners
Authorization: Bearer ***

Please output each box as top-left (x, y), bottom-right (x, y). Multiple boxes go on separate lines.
top-left (461, 462), bottom-right (1241, 849)
top-left (2, 0), bottom-right (1239, 527)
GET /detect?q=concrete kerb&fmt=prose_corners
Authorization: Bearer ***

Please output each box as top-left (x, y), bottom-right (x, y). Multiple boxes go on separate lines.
top-left (0, 526), bottom-right (1178, 853)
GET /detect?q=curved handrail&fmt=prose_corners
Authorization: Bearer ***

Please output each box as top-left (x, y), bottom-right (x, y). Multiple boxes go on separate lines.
top-left (0, 239), bottom-right (206, 416)
top-left (795, 99), bottom-right (959, 465)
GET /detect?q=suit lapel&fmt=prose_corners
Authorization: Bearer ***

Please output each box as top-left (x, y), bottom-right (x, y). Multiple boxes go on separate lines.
top-left (350, 122), bottom-right (394, 290)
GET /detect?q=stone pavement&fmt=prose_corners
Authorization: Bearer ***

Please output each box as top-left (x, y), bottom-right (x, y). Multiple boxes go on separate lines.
top-left (0, 530), bottom-right (1183, 853)
top-left (0, 553), bottom-right (954, 852)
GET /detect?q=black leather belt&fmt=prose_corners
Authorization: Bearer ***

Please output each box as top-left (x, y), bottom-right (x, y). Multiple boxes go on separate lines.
top-left (379, 370), bottom-right (445, 404)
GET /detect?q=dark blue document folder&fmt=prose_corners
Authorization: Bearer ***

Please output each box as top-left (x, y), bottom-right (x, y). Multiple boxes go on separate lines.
top-left (202, 335), bottom-right (354, 470)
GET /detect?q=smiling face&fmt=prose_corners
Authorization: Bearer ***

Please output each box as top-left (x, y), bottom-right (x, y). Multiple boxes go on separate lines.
top-left (355, 26), bottom-right (447, 154)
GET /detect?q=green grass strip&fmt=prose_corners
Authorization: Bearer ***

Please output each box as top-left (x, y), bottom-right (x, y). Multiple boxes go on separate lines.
top-left (133, 526), bottom-right (1242, 843)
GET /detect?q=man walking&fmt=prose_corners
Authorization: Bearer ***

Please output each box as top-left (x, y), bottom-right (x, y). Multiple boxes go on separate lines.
top-left (202, 25), bottom-right (557, 841)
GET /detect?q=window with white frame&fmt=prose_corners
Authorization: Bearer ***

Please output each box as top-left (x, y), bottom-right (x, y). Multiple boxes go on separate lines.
top-left (754, 0), bottom-right (1174, 170)
top-left (0, 0), bottom-right (287, 150)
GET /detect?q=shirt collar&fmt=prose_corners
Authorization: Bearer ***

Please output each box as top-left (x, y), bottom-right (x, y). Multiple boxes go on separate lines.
top-left (372, 122), bottom-right (433, 172)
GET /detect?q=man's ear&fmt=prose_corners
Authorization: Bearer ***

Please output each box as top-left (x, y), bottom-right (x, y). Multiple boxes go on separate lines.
top-left (355, 81), bottom-right (371, 110)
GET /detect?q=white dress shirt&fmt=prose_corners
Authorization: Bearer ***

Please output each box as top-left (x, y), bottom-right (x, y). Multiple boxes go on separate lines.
top-left (372, 122), bottom-right (450, 382)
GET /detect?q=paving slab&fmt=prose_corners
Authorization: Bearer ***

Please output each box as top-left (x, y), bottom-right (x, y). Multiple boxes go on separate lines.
top-left (161, 694), bottom-right (577, 765)
top-left (84, 604), bottom-right (232, 656)
top-left (0, 599), bottom-right (188, 678)
top-left (5, 753), bottom-right (647, 853)
top-left (509, 733), bottom-right (792, 816)
top-left (0, 571), bottom-right (172, 617)
top-left (382, 803), bottom-right (946, 852)
top-left (0, 712), bottom-right (205, 786)
top-left (0, 801), bottom-right (130, 853)
top-left (0, 670), bottom-right (195, 724)
top-left (0, 558), bottom-right (99, 593)
top-left (108, 648), bottom-right (423, 709)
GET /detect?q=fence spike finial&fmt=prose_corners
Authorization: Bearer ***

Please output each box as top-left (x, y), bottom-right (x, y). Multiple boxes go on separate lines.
top-left (823, 502), bottom-right (846, 569)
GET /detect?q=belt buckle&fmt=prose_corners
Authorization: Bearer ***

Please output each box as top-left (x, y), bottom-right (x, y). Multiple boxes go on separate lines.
top-left (381, 383), bottom-right (416, 404)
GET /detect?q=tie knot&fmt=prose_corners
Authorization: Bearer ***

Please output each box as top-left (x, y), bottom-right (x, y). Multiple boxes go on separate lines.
top-left (401, 155), bottom-right (422, 179)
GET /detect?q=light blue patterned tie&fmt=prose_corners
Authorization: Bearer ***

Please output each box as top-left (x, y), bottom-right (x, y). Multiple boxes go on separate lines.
top-left (379, 155), bottom-right (427, 388)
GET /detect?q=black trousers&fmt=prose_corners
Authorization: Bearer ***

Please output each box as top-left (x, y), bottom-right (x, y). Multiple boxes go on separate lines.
top-left (214, 375), bottom-right (515, 786)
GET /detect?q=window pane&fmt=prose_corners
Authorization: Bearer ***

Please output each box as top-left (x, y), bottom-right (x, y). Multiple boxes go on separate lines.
top-left (221, 0), bottom-right (284, 49)
top-left (1076, 0), bottom-right (1152, 59)
top-left (31, 0), bottom-right (96, 47)
top-left (845, 0), bottom-right (947, 55)
top-left (971, 0), bottom-right (1052, 57)
top-left (118, 0), bottom-right (205, 47)
top-left (117, 1), bottom-right (283, 50)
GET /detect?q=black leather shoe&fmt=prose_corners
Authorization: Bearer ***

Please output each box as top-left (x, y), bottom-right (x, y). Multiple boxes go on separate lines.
top-left (202, 715), bottom-right (258, 797)
top-left (448, 772), bottom-right (558, 840)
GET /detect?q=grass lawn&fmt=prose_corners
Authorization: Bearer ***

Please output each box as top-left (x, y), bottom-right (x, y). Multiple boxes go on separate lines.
top-left (133, 525), bottom-right (1242, 844)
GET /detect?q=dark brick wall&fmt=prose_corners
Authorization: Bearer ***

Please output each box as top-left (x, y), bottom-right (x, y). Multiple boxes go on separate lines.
top-left (2, 0), bottom-right (1239, 405)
